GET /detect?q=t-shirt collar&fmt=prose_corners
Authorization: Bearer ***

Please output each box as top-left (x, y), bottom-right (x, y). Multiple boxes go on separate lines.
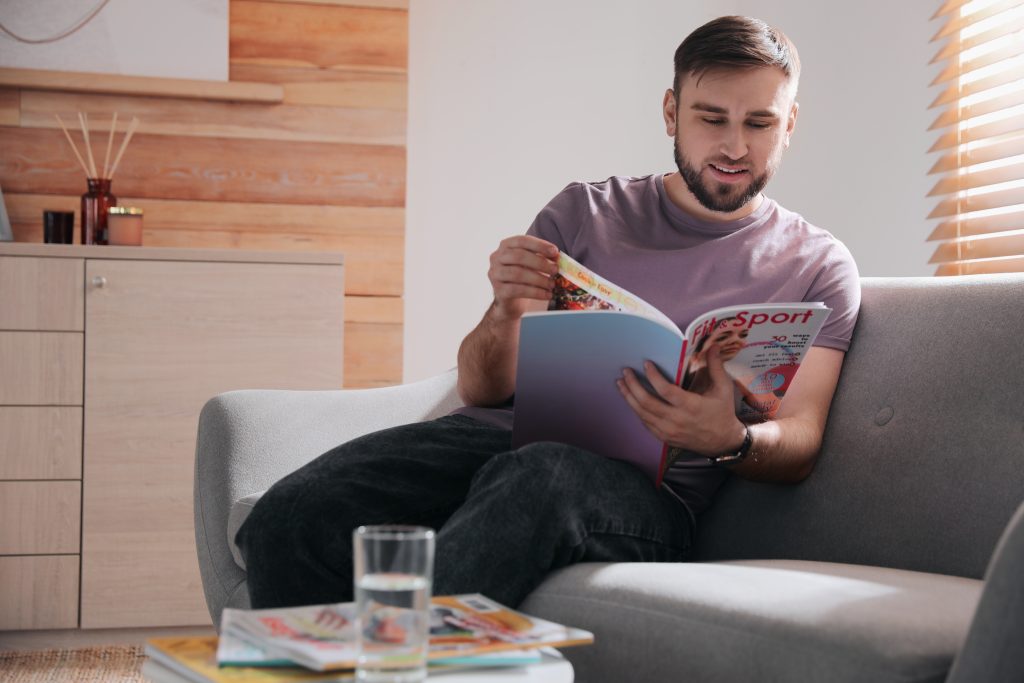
top-left (656, 172), bottom-right (774, 236)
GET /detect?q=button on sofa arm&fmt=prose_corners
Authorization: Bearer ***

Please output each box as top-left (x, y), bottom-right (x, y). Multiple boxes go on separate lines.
top-left (193, 369), bottom-right (463, 625)
top-left (947, 499), bottom-right (1024, 682)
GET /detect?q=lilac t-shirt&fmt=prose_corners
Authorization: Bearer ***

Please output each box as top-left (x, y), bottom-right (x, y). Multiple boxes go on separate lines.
top-left (456, 174), bottom-right (860, 514)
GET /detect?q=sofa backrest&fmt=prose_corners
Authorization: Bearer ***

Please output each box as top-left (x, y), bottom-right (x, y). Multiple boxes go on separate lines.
top-left (694, 274), bottom-right (1024, 579)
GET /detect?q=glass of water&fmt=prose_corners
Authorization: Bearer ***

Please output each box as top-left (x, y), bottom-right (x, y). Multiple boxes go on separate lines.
top-left (353, 525), bottom-right (435, 682)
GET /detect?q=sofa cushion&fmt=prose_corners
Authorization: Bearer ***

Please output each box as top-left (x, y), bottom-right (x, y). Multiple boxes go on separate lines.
top-left (227, 492), bottom-right (264, 570)
top-left (520, 560), bottom-right (981, 683)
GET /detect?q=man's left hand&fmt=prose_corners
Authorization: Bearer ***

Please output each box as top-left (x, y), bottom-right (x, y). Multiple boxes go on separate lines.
top-left (616, 345), bottom-right (746, 457)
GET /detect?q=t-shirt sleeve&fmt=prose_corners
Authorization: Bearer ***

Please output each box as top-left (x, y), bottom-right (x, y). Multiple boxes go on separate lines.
top-left (525, 182), bottom-right (587, 250)
top-left (808, 239), bottom-right (861, 352)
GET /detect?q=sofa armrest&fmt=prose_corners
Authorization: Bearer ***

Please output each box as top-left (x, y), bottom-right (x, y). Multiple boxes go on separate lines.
top-left (194, 369), bottom-right (462, 624)
top-left (947, 500), bottom-right (1024, 682)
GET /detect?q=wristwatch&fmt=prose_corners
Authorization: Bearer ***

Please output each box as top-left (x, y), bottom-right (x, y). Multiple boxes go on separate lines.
top-left (711, 425), bottom-right (753, 466)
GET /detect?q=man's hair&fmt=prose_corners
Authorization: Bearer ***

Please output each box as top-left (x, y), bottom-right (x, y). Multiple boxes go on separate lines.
top-left (672, 16), bottom-right (800, 96)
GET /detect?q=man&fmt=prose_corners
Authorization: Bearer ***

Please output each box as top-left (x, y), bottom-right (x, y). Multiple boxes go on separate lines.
top-left (237, 15), bottom-right (860, 610)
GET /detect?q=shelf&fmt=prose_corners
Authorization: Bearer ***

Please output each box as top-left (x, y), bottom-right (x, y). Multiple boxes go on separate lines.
top-left (0, 67), bottom-right (284, 104)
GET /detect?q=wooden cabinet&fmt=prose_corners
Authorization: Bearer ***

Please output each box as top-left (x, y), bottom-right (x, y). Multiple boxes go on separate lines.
top-left (0, 244), bottom-right (344, 629)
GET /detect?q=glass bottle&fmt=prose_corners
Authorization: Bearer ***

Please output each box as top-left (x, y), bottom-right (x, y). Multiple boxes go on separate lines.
top-left (81, 178), bottom-right (117, 245)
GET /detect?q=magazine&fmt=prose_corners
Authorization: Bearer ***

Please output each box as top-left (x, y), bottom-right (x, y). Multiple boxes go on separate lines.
top-left (144, 636), bottom-right (352, 682)
top-left (217, 606), bottom-right (542, 669)
top-left (512, 252), bottom-right (831, 485)
top-left (221, 593), bottom-right (593, 672)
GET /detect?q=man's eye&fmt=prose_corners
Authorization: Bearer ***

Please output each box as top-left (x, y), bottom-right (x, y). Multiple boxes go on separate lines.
top-left (703, 118), bottom-right (725, 126)
top-left (747, 122), bottom-right (771, 129)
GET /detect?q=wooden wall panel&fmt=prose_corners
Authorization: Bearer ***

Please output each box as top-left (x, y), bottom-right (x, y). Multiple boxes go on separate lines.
top-left (276, 0), bottom-right (408, 8)
top-left (0, 88), bottom-right (18, 125)
top-left (232, 1), bottom-right (408, 71)
top-left (2, 0), bottom-right (408, 388)
top-left (21, 91), bottom-right (405, 145)
top-left (345, 320), bottom-right (402, 388)
top-left (344, 294), bottom-right (402, 388)
top-left (230, 65), bottom-right (407, 109)
top-left (0, 128), bottom-right (405, 208)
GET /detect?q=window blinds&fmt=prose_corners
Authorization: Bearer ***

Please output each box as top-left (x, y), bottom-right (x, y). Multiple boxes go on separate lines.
top-left (929, 0), bottom-right (1024, 275)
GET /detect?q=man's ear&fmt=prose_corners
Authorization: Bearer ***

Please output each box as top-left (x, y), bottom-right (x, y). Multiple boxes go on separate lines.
top-left (785, 100), bottom-right (799, 148)
top-left (663, 89), bottom-right (678, 137)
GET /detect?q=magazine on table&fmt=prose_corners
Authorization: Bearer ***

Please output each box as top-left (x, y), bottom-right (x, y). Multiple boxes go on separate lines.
top-left (512, 252), bottom-right (831, 485)
top-left (144, 636), bottom-right (352, 682)
top-left (219, 593), bottom-right (592, 672)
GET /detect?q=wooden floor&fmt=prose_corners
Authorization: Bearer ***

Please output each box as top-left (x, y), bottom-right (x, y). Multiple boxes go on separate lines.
top-left (0, 625), bottom-right (215, 652)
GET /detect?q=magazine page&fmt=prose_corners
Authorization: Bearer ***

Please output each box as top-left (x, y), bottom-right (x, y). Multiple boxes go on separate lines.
top-left (222, 593), bottom-right (593, 672)
top-left (680, 303), bottom-right (831, 422)
top-left (145, 636), bottom-right (352, 682)
top-left (552, 252), bottom-right (676, 329)
top-left (224, 603), bottom-right (360, 671)
top-left (428, 594), bottom-right (593, 658)
top-left (217, 612), bottom-right (294, 667)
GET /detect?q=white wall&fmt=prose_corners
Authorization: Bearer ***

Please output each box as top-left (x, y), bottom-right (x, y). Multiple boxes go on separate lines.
top-left (406, 1), bottom-right (936, 381)
top-left (0, 0), bottom-right (227, 81)
top-left (730, 0), bottom-right (936, 277)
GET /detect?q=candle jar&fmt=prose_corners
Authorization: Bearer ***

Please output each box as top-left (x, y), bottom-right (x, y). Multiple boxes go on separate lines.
top-left (81, 178), bottom-right (116, 245)
top-left (108, 206), bottom-right (144, 246)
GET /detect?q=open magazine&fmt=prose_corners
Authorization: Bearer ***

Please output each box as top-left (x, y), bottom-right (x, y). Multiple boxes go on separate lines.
top-left (219, 593), bottom-right (593, 672)
top-left (512, 252), bottom-right (831, 485)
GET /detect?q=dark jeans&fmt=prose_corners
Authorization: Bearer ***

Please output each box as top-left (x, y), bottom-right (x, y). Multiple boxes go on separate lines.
top-left (236, 415), bottom-right (694, 609)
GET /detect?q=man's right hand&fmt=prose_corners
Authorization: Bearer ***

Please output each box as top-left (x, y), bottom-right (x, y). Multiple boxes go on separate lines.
top-left (487, 235), bottom-right (560, 322)
top-left (457, 235), bottom-right (560, 407)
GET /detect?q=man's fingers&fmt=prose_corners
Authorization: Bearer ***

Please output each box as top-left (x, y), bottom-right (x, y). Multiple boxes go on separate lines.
top-left (643, 361), bottom-right (686, 402)
top-left (617, 376), bottom-right (669, 441)
top-left (490, 261), bottom-right (555, 285)
top-left (619, 368), bottom-right (671, 416)
top-left (499, 234), bottom-right (559, 258)
top-left (492, 282), bottom-right (554, 302)
top-left (493, 237), bottom-right (559, 272)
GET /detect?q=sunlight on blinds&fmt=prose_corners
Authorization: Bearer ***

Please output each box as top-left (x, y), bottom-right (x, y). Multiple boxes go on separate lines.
top-left (928, 0), bottom-right (1024, 274)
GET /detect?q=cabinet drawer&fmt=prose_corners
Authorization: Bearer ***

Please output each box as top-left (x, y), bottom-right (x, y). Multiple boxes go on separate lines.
top-left (0, 407), bottom-right (82, 479)
top-left (0, 481), bottom-right (81, 554)
top-left (0, 555), bottom-right (79, 630)
top-left (0, 332), bottom-right (83, 405)
top-left (0, 256), bottom-right (84, 331)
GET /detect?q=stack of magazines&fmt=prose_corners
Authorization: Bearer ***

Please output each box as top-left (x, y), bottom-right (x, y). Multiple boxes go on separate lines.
top-left (142, 593), bottom-right (593, 682)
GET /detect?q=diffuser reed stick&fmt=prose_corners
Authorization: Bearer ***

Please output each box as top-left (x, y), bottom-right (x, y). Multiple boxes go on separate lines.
top-left (78, 111), bottom-right (99, 178)
top-left (102, 112), bottom-right (118, 179)
top-left (108, 117), bottom-right (139, 180)
top-left (55, 114), bottom-right (91, 177)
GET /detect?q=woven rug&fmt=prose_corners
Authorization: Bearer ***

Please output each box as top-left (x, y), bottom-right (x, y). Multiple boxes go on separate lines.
top-left (0, 645), bottom-right (147, 682)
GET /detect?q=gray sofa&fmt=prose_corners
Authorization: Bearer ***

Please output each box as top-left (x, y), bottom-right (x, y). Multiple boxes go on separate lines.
top-left (195, 274), bottom-right (1024, 683)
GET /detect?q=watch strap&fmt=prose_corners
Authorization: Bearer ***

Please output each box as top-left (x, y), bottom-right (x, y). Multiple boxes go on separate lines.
top-left (711, 425), bottom-right (753, 466)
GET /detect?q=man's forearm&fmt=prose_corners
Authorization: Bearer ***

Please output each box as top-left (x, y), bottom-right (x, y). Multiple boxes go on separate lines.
top-left (731, 416), bottom-right (823, 483)
top-left (729, 347), bottom-right (844, 483)
top-left (456, 303), bottom-right (522, 407)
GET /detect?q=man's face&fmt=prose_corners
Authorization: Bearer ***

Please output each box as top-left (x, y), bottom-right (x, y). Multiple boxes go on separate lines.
top-left (664, 66), bottom-right (798, 218)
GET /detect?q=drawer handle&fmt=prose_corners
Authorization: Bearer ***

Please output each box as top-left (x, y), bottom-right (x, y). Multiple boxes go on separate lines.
top-left (92, 276), bottom-right (107, 288)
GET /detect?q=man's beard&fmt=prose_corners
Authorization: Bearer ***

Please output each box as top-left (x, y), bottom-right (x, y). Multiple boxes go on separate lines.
top-left (674, 142), bottom-right (770, 214)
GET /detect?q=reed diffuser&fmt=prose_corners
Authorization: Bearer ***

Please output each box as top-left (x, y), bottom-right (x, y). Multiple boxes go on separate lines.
top-left (55, 112), bottom-right (139, 245)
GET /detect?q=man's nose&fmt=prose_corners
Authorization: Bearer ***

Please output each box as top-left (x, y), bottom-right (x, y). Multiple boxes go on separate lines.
top-left (719, 126), bottom-right (748, 160)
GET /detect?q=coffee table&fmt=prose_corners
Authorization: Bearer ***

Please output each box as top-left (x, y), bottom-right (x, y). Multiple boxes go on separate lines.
top-left (430, 648), bottom-right (573, 682)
